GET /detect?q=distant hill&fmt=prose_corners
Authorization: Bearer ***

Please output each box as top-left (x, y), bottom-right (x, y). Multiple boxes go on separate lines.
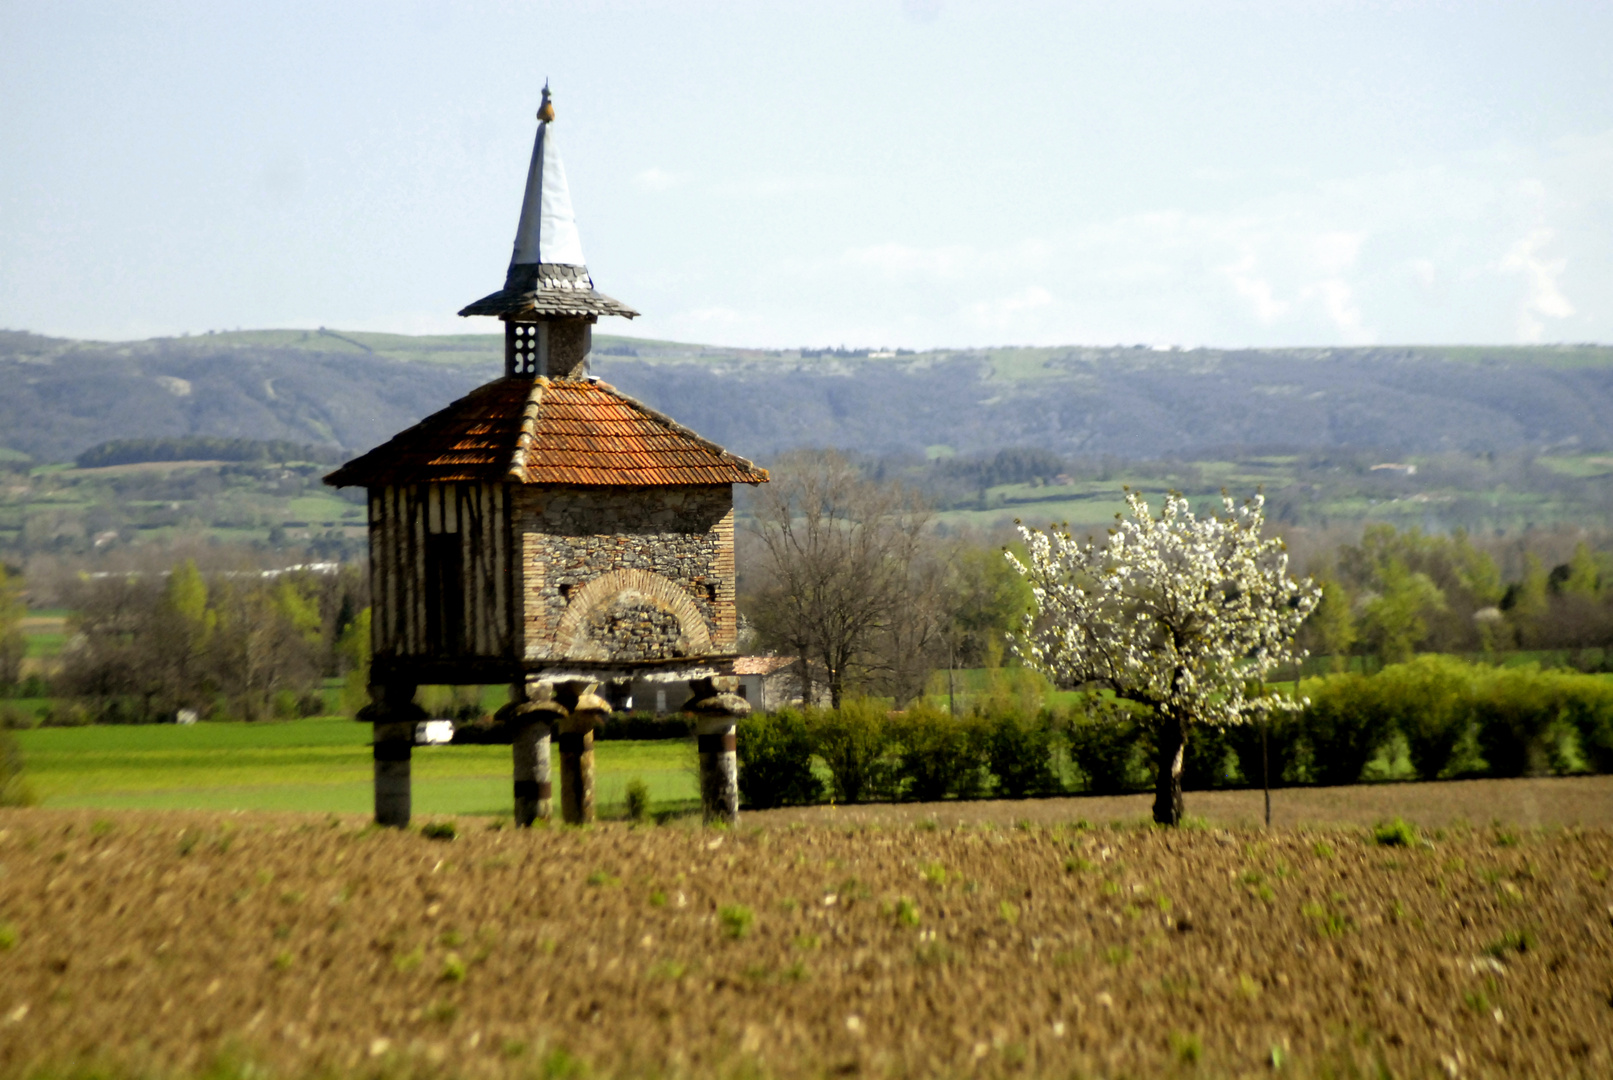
top-left (0, 329), bottom-right (488, 464)
top-left (2, 327), bottom-right (1610, 465)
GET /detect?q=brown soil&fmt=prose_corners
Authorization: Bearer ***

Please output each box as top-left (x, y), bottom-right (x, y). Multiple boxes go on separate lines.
top-left (0, 806), bottom-right (1609, 1079)
top-left (749, 775), bottom-right (1613, 831)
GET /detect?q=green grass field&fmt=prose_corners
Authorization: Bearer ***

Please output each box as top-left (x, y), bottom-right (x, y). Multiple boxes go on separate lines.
top-left (11, 717), bottom-right (699, 818)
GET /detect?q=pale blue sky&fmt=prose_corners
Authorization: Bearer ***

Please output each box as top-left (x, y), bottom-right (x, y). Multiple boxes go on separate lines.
top-left (3, 1), bottom-right (1610, 349)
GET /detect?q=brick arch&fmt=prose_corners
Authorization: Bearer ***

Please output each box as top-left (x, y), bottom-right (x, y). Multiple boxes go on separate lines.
top-left (553, 568), bottom-right (712, 661)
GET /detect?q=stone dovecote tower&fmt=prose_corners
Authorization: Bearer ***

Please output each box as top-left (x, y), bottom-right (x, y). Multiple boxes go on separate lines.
top-left (325, 86), bottom-right (766, 829)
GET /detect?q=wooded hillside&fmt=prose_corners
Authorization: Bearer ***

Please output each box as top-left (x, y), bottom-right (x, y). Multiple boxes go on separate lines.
top-left (3, 328), bottom-right (1611, 465)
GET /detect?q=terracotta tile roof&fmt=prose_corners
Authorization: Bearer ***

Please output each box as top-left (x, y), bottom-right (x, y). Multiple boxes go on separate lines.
top-left (325, 376), bottom-right (767, 489)
top-left (734, 655), bottom-right (797, 676)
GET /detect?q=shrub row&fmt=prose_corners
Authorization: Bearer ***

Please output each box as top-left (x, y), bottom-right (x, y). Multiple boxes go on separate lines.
top-left (1296, 655), bottom-right (1613, 781)
top-left (736, 657), bottom-right (1613, 807)
top-left (737, 699), bottom-right (1072, 809)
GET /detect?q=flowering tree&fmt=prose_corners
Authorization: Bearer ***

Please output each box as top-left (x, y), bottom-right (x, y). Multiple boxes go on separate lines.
top-left (1009, 492), bottom-right (1319, 825)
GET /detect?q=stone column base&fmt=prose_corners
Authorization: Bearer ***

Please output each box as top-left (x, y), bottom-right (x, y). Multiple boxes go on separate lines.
top-left (552, 681), bottom-right (610, 825)
top-left (684, 677), bottom-right (749, 827)
top-left (500, 682), bottom-right (562, 826)
top-left (363, 683), bottom-right (422, 828)
top-left (373, 732), bottom-right (412, 827)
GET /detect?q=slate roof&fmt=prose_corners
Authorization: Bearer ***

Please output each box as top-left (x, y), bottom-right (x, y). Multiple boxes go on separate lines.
top-left (324, 377), bottom-right (767, 489)
top-left (459, 263), bottom-right (639, 320)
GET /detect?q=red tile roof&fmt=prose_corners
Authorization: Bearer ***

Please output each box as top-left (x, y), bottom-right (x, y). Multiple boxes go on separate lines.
top-left (325, 376), bottom-right (767, 488)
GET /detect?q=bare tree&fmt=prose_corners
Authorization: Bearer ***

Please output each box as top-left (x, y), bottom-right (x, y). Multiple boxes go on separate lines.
top-left (747, 451), bottom-right (935, 707)
top-left (59, 575), bottom-right (165, 718)
top-left (210, 576), bottom-right (324, 720)
top-left (60, 563), bottom-right (330, 722)
top-left (865, 539), bottom-right (950, 705)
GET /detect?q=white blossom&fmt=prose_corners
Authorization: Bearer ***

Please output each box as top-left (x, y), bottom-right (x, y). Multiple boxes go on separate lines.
top-left (1007, 491), bottom-right (1319, 727)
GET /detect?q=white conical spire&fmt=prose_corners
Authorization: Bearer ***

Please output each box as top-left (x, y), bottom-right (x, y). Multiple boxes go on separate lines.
top-left (458, 85), bottom-right (636, 322)
top-left (510, 85), bottom-right (586, 268)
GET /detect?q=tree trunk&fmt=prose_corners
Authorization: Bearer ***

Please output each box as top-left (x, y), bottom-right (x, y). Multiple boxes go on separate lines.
top-left (1153, 712), bottom-right (1186, 826)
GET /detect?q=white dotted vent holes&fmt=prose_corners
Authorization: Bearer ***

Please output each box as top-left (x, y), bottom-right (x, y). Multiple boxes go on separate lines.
top-left (506, 323), bottom-right (541, 376)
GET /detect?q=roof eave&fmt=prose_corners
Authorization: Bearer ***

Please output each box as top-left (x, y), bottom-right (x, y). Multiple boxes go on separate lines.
top-left (458, 289), bottom-right (640, 320)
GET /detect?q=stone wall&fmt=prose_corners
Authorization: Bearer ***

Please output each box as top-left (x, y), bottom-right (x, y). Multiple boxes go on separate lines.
top-left (545, 320), bottom-right (592, 379)
top-left (583, 600), bottom-right (682, 662)
top-left (516, 485), bottom-right (736, 662)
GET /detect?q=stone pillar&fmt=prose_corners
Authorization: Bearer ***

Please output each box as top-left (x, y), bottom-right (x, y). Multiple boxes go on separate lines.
top-left (513, 683), bottom-right (553, 827)
top-left (556, 719), bottom-right (593, 825)
top-left (498, 681), bottom-right (565, 826)
top-left (684, 676), bottom-right (749, 827)
top-left (512, 720), bottom-right (553, 826)
top-left (553, 681), bottom-right (611, 825)
top-left (364, 682), bottom-right (422, 828)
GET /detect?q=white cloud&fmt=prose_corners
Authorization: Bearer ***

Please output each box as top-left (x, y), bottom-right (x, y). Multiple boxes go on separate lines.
top-left (841, 239), bottom-right (1051, 281)
top-left (658, 305), bottom-right (777, 343)
top-left (1222, 253), bottom-right (1289, 324)
top-left (1310, 231), bottom-right (1365, 275)
top-left (715, 132), bottom-right (1612, 349)
top-left (962, 286), bottom-right (1052, 330)
top-left (711, 175), bottom-right (844, 199)
top-left (1499, 227), bottom-right (1575, 342)
top-left (902, 0), bottom-right (941, 24)
top-left (1304, 279), bottom-right (1372, 343)
top-left (844, 242), bottom-right (974, 278)
top-left (633, 168), bottom-right (683, 192)
top-left (677, 305), bottom-right (748, 326)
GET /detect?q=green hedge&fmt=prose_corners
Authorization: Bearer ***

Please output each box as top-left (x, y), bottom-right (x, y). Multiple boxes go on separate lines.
top-left (1225, 710), bottom-right (1307, 788)
top-left (893, 703), bottom-right (988, 801)
top-left (735, 708), bottom-right (822, 809)
top-left (1066, 698), bottom-right (1150, 794)
top-left (1301, 673), bottom-right (1398, 786)
top-left (1298, 658), bottom-right (1602, 784)
top-left (1375, 656), bottom-right (1476, 780)
top-left (735, 658), bottom-right (1612, 808)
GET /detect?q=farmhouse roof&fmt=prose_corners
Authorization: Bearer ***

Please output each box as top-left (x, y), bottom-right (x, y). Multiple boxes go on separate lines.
top-left (459, 86), bottom-right (638, 321)
top-left (324, 376), bottom-right (768, 488)
top-left (733, 655), bottom-right (797, 676)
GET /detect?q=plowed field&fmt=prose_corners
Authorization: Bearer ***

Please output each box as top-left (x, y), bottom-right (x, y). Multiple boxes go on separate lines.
top-left (0, 808), bottom-right (1609, 1079)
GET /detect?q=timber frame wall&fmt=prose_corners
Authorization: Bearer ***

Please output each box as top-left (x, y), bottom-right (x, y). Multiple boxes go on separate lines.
top-left (368, 483), bottom-right (516, 664)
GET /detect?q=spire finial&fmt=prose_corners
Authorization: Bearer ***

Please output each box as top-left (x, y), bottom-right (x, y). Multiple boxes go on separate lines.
top-left (538, 81), bottom-right (555, 123)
